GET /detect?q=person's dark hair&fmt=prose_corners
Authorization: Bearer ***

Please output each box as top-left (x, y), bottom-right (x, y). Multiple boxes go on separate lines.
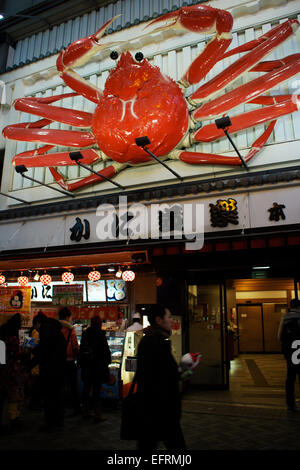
top-left (290, 299), bottom-right (300, 309)
top-left (0, 313), bottom-right (21, 340)
top-left (58, 307), bottom-right (72, 320)
top-left (91, 315), bottom-right (102, 329)
top-left (147, 305), bottom-right (171, 326)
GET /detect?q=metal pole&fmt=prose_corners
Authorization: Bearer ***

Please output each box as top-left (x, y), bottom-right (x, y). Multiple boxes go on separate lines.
top-left (76, 161), bottom-right (124, 190)
top-left (142, 147), bottom-right (183, 181)
top-left (224, 130), bottom-right (248, 171)
top-left (21, 175), bottom-right (75, 197)
top-left (0, 191), bottom-right (30, 204)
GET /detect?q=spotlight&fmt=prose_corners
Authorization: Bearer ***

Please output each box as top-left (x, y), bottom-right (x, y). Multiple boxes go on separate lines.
top-left (135, 136), bottom-right (150, 147)
top-left (215, 116), bottom-right (232, 130)
top-left (15, 164), bottom-right (28, 174)
top-left (33, 271), bottom-right (40, 281)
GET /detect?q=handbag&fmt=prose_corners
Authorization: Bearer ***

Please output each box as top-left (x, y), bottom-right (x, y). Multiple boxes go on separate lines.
top-left (120, 373), bottom-right (139, 440)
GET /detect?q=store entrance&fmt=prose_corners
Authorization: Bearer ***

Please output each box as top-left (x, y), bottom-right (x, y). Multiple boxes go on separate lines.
top-left (187, 282), bottom-right (229, 389)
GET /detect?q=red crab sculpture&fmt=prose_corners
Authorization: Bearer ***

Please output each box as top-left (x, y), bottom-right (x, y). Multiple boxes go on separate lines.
top-left (3, 5), bottom-right (300, 192)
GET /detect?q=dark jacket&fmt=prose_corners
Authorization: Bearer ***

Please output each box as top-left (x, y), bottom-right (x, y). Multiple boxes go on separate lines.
top-left (136, 325), bottom-right (181, 439)
top-left (37, 318), bottom-right (67, 382)
top-left (80, 326), bottom-right (111, 384)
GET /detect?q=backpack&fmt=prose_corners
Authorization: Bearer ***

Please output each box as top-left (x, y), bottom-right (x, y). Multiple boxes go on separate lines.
top-left (281, 319), bottom-right (300, 359)
top-left (79, 344), bottom-right (94, 363)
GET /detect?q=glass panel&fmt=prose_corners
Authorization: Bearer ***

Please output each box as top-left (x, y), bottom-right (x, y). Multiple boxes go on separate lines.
top-left (188, 284), bottom-right (225, 386)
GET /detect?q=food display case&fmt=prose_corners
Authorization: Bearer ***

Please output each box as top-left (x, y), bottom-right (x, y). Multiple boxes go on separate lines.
top-left (100, 331), bottom-right (126, 400)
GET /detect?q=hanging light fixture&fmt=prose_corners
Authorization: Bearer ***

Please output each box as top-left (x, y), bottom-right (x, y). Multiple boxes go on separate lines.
top-left (33, 271), bottom-right (40, 281)
top-left (0, 273), bottom-right (6, 285)
top-left (115, 267), bottom-right (122, 279)
top-left (40, 272), bottom-right (52, 285)
top-left (62, 270), bottom-right (74, 283)
top-left (18, 272), bottom-right (29, 286)
top-left (122, 267), bottom-right (135, 282)
top-left (88, 268), bottom-right (101, 282)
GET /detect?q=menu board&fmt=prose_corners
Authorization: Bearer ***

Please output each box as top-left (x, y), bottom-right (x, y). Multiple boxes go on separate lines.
top-left (106, 279), bottom-right (126, 302)
top-left (87, 280), bottom-right (106, 302)
top-left (52, 284), bottom-right (83, 306)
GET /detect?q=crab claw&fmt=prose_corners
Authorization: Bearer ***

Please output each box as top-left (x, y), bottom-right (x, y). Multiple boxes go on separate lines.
top-left (147, 5), bottom-right (233, 36)
top-left (57, 15), bottom-right (121, 72)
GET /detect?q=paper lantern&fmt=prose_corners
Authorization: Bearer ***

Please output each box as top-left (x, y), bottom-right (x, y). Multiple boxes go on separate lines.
top-left (40, 273), bottom-right (52, 285)
top-left (62, 271), bottom-right (74, 283)
top-left (122, 269), bottom-right (135, 282)
top-left (0, 274), bottom-right (5, 285)
top-left (18, 275), bottom-right (29, 286)
top-left (88, 270), bottom-right (101, 282)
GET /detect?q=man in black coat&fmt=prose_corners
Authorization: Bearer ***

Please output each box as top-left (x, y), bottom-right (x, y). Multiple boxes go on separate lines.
top-left (136, 305), bottom-right (186, 451)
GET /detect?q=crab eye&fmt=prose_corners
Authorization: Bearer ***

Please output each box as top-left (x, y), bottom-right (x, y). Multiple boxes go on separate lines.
top-left (135, 52), bottom-right (144, 62)
top-left (110, 51), bottom-right (119, 61)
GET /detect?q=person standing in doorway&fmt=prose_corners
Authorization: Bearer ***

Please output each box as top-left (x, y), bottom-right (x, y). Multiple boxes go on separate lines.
top-left (136, 305), bottom-right (186, 451)
top-left (278, 298), bottom-right (300, 412)
top-left (58, 307), bottom-right (80, 415)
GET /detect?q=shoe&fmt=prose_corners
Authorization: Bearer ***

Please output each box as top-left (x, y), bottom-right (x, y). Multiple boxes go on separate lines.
top-left (287, 405), bottom-right (298, 412)
top-left (94, 416), bottom-right (107, 423)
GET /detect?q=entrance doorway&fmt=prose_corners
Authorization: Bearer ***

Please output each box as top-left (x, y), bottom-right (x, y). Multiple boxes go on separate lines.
top-left (187, 282), bottom-right (229, 389)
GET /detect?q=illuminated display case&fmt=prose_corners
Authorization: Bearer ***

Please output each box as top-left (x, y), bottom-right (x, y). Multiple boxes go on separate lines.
top-left (100, 331), bottom-right (126, 400)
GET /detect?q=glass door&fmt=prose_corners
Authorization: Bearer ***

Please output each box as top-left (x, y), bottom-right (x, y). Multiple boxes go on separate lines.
top-left (187, 282), bottom-right (229, 389)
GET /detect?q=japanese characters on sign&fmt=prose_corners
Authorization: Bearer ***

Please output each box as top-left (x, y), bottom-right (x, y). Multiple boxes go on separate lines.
top-left (209, 198), bottom-right (239, 228)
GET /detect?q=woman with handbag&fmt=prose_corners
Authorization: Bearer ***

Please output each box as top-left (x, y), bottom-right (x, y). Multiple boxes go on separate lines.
top-left (135, 305), bottom-right (186, 451)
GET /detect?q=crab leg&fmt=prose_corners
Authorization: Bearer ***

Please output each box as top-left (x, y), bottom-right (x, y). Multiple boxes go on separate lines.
top-left (56, 16), bottom-right (120, 104)
top-left (189, 20), bottom-right (299, 104)
top-left (193, 56), bottom-right (300, 121)
top-left (13, 149), bottom-right (101, 168)
top-left (148, 5), bottom-right (233, 86)
top-left (250, 54), bottom-right (300, 72)
top-left (4, 126), bottom-right (96, 148)
top-left (12, 94), bottom-right (93, 128)
top-left (192, 95), bottom-right (299, 142)
top-left (49, 162), bottom-right (127, 192)
top-left (170, 120), bottom-right (276, 166)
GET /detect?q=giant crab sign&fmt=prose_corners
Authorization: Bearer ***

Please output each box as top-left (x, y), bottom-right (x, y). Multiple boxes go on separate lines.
top-left (3, 5), bottom-right (300, 192)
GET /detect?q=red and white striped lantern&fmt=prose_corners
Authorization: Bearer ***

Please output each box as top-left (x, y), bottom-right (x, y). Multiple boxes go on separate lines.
top-left (62, 271), bottom-right (74, 283)
top-left (122, 269), bottom-right (135, 282)
top-left (40, 273), bottom-right (52, 285)
top-left (0, 274), bottom-right (5, 285)
top-left (88, 270), bottom-right (101, 282)
top-left (18, 275), bottom-right (29, 286)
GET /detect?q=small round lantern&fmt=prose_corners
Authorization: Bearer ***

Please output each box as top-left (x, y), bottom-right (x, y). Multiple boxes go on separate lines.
top-left (18, 274), bottom-right (29, 286)
top-left (88, 270), bottom-right (101, 282)
top-left (0, 274), bottom-right (6, 285)
top-left (62, 271), bottom-right (74, 283)
top-left (40, 273), bottom-right (52, 285)
top-left (122, 269), bottom-right (135, 282)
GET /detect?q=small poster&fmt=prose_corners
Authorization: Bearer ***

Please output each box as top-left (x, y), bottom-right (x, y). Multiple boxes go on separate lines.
top-left (106, 279), bottom-right (126, 302)
top-left (52, 284), bottom-right (83, 306)
top-left (0, 286), bottom-right (31, 318)
top-left (87, 280), bottom-right (106, 302)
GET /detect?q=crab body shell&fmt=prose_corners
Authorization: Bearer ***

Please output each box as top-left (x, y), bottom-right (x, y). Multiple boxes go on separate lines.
top-left (92, 52), bottom-right (189, 164)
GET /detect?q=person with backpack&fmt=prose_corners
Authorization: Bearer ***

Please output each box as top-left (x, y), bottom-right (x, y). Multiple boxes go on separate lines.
top-left (278, 298), bottom-right (300, 412)
top-left (79, 315), bottom-right (111, 422)
top-left (58, 307), bottom-right (80, 415)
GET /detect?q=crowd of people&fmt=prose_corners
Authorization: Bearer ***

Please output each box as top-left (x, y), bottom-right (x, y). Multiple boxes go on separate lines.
top-left (0, 307), bottom-right (111, 433)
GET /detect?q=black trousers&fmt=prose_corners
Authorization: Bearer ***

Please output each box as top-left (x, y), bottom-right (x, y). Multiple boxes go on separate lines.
top-left (41, 378), bottom-right (64, 427)
top-left (285, 361), bottom-right (300, 407)
top-left (64, 361), bottom-right (80, 411)
top-left (138, 421), bottom-right (186, 452)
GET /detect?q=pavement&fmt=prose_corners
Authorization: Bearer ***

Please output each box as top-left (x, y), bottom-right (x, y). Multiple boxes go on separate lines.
top-left (0, 354), bottom-right (299, 465)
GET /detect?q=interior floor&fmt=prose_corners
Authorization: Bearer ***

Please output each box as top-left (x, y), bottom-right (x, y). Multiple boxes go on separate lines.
top-left (184, 354), bottom-right (297, 409)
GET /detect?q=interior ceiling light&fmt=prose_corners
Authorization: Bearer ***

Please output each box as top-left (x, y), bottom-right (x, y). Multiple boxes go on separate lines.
top-left (62, 270), bottom-right (74, 283)
top-left (253, 266), bottom-right (270, 270)
top-left (122, 268), bottom-right (135, 282)
top-left (108, 266), bottom-right (115, 272)
top-left (18, 273), bottom-right (29, 286)
top-left (88, 269), bottom-right (101, 282)
top-left (0, 273), bottom-right (5, 285)
top-left (40, 273), bottom-right (52, 285)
